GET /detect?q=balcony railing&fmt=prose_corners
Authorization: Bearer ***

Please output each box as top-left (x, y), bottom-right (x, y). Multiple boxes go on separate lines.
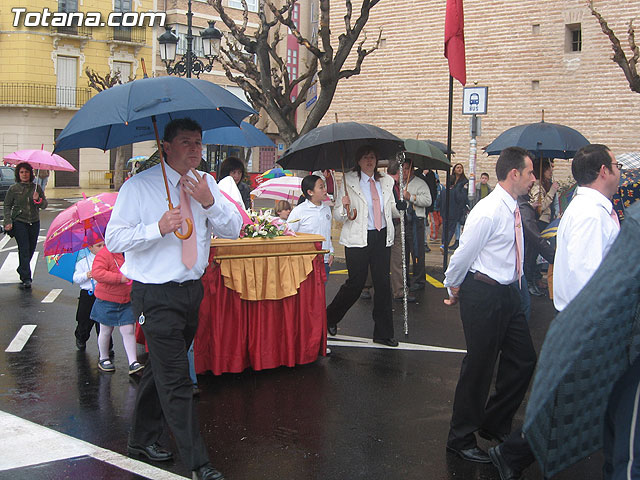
top-left (50, 24), bottom-right (93, 37)
top-left (107, 26), bottom-right (146, 44)
top-left (0, 83), bottom-right (92, 109)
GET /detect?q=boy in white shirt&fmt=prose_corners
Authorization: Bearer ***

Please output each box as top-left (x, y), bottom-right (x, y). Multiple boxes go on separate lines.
top-left (73, 240), bottom-right (105, 351)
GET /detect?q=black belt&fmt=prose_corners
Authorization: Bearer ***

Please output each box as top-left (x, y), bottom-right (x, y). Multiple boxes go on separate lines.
top-left (164, 279), bottom-right (200, 287)
top-left (472, 271), bottom-right (500, 286)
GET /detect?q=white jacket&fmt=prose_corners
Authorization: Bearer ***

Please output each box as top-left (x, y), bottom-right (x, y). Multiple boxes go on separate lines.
top-left (404, 175), bottom-right (432, 218)
top-left (333, 171), bottom-right (398, 248)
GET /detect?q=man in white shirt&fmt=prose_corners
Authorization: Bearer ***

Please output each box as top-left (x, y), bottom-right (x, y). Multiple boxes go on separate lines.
top-left (106, 118), bottom-right (242, 480)
top-left (553, 144), bottom-right (621, 311)
top-left (443, 147), bottom-right (537, 463)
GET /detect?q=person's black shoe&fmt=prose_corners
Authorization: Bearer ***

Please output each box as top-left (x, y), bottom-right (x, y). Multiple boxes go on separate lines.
top-left (528, 283), bottom-right (544, 297)
top-left (127, 442), bottom-right (173, 462)
top-left (489, 445), bottom-right (522, 479)
top-left (425, 244), bottom-right (431, 252)
top-left (327, 323), bottom-right (337, 336)
top-left (373, 338), bottom-right (399, 347)
top-left (75, 339), bottom-right (86, 351)
top-left (360, 289), bottom-right (372, 299)
top-left (23, 280), bottom-right (32, 289)
top-left (192, 463), bottom-right (225, 480)
top-left (409, 282), bottom-right (425, 292)
top-left (478, 429), bottom-right (509, 443)
top-left (394, 294), bottom-right (416, 303)
top-left (446, 445), bottom-right (491, 463)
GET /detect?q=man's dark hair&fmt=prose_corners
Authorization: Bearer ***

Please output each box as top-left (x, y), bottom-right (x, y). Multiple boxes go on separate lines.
top-left (571, 144), bottom-right (612, 186)
top-left (14, 162), bottom-right (34, 183)
top-left (495, 147), bottom-right (531, 181)
top-left (301, 174), bottom-right (322, 200)
top-left (163, 118), bottom-right (202, 142)
top-left (386, 159), bottom-right (400, 175)
top-left (480, 172), bottom-right (489, 178)
top-left (219, 156), bottom-right (246, 180)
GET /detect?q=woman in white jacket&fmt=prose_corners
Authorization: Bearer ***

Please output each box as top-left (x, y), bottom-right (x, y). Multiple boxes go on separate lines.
top-left (326, 145), bottom-right (399, 347)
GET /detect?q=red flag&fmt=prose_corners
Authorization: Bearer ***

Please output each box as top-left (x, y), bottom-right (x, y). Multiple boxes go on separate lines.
top-left (444, 0), bottom-right (466, 86)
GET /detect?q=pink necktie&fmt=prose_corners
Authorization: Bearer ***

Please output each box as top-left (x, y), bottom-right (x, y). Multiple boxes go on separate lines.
top-left (180, 182), bottom-right (197, 269)
top-left (514, 207), bottom-right (522, 288)
top-left (611, 210), bottom-right (620, 228)
top-left (369, 178), bottom-right (382, 231)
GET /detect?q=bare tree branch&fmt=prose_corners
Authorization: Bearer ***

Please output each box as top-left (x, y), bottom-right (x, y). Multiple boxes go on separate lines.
top-left (211, 0), bottom-right (383, 144)
top-left (589, 4), bottom-right (640, 93)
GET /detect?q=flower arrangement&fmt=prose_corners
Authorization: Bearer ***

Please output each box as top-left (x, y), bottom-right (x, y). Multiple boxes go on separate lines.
top-left (240, 209), bottom-right (296, 239)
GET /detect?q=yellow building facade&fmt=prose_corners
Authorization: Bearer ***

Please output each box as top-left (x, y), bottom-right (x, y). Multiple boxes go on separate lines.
top-left (0, 0), bottom-right (157, 187)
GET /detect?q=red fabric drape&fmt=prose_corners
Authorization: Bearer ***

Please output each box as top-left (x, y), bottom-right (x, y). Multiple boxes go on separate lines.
top-left (444, 0), bottom-right (466, 86)
top-left (194, 247), bottom-right (327, 375)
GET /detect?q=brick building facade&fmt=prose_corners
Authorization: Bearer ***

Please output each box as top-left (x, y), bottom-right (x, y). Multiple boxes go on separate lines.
top-left (323, 0), bottom-right (640, 183)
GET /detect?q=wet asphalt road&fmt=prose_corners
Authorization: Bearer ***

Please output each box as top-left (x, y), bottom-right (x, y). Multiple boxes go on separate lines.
top-left (0, 199), bottom-right (603, 480)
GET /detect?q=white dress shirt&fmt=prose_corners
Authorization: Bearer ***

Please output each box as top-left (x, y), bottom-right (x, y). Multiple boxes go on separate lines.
top-left (553, 186), bottom-right (620, 311)
top-left (287, 199), bottom-right (334, 262)
top-left (72, 249), bottom-right (96, 291)
top-left (359, 172), bottom-right (387, 231)
top-left (105, 163), bottom-right (243, 284)
top-left (444, 183), bottom-right (523, 289)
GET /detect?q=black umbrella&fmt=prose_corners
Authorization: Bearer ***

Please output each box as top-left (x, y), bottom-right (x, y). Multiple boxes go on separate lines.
top-left (276, 122), bottom-right (404, 171)
top-left (523, 202), bottom-right (640, 477)
top-left (277, 121), bottom-right (403, 221)
top-left (484, 121), bottom-right (589, 159)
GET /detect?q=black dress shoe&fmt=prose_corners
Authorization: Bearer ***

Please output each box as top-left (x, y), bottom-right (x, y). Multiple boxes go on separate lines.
top-left (489, 445), bottom-right (522, 480)
top-left (75, 338), bottom-right (86, 351)
top-left (394, 294), bottom-right (416, 303)
top-left (373, 338), bottom-right (399, 347)
top-left (360, 289), bottom-right (372, 299)
top-left (446, 445), bottom-right (491, 463)
top-left (193, 463), bottom-right (225, 480)
top-left (478, 429), bottom-right (509, 443)
top-left (127, 442), bottom-right (173, 462)
top-left (327, 323), bottom-right (337, 336)
top-left (409, 282), bottom-right (425, 292)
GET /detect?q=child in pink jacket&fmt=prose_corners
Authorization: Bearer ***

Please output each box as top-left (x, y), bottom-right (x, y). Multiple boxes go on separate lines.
top-left (90, 246), bottom-right (143, 375)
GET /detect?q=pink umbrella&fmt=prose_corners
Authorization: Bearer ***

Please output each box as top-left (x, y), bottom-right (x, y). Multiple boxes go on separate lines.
top-left (44, 192), bottom-right (117, 256)
top-left (4, 149), bottom-right (76, 172)
top-left (250, 176), bottom-right (303, 203)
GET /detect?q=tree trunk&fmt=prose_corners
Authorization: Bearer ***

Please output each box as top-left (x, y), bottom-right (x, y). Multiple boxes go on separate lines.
top-left (113, 146), bottom-right (126, 191)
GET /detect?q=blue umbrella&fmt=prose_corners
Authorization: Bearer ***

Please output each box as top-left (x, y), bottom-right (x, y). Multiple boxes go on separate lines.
top-left (53, 75), bottom-right (256, 240)
top-left (484, 121), bottom-right (590, 159)
top-left (54, 76), bottom-right (256, 152)
top-left (46, 248), bottom-right (91, 285)
top-left (202, 122), bottom-right (274, 148)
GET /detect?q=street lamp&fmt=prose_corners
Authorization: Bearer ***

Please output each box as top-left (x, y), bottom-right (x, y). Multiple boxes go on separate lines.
top-left (157, 0), bottom-right (222, 78)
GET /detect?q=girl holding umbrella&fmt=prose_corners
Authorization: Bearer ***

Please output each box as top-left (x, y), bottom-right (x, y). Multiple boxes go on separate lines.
top-left (3, 162), bottom-right (47, 289)
top-left (326, 145), bottom-right (399, 347)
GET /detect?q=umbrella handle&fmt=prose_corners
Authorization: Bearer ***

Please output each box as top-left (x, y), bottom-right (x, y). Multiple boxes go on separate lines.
top-left (174, 217), bottom-right (193, 240)
top-left (346, 205), bottom-right (357, 220)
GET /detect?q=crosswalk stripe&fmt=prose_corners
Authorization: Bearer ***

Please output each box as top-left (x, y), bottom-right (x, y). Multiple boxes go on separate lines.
top-left (42, 289), bottom-right (63, 303)
top-left (425, 274), bottom-right (445, 288)
top-left (0, 235), bottom-right (11, 251)
top-left (0, 252), bottom-right (39, 284)
top-left (5, 325), bottom-right (37, 352)
top-left (327, 334), bottom-right (466, 353)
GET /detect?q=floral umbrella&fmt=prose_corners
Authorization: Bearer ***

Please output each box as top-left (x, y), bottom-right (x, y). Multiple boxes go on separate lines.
top-left (44, 192), bottom-right (118, 256)
top-left (261, 168), bottom-right (293, 179)
top-left (250, 176), bottom-right (303, 203)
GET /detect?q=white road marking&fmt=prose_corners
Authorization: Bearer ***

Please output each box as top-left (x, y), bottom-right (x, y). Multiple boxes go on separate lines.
top-left (0, 252), bottom-right (39, 283)
top-left (327, 334), bottom-right (466, 353)
top-left (5, 325), bottom-right (37, 353)
top-left (0, 235), bottom-right (12, 251)
top-left (0, 410), bottom-right (188, 479)
top-left (41, 289), bottom-right (63, 303)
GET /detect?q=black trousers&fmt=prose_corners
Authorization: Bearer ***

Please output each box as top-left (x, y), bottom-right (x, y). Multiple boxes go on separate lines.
top-left (129, 280), bottom-right (209, 471)
top-left (447, 273), bottom-right (537, 450)
top-left (501, 428), bottom-right (535, 474)
top-left (75, 289), bottom-right (99, 343)
top-left (13, 220), bottom-right (39, 282)
top-left (326, 228), bottom-right (394, 339)
top-left (407, 217), bottom-right (426, 286)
